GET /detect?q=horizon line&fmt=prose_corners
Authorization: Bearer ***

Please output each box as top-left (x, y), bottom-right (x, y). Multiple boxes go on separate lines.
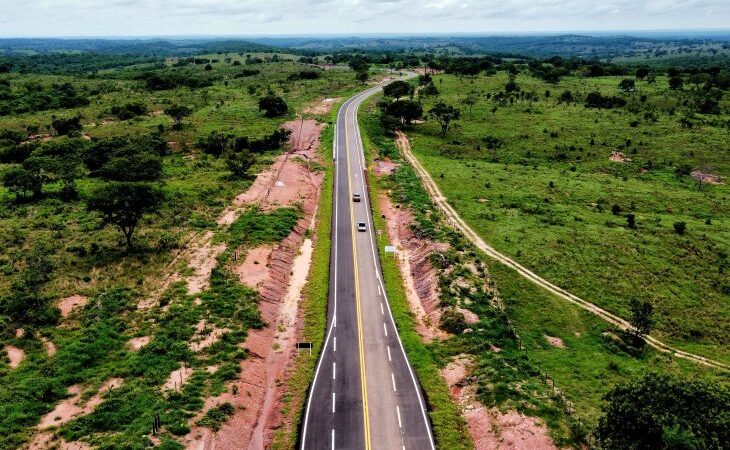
top-left (2, 28), bottom-right (730, 40)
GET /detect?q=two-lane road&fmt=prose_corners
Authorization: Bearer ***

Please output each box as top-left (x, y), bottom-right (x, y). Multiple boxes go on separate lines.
top-left (301, 84), bottom-right (434, 450)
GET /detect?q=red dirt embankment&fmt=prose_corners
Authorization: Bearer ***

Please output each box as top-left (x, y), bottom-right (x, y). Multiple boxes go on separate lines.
top-left (184, 119), bottom-right (325, 450)
top-left (375, 161), bottom-right (446, 342)
top-left (442, 356), bottom-right (557, 450)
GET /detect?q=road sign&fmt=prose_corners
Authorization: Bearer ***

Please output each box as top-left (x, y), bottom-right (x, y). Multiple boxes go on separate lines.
top-left (296, 342), bottom-right (313, 356)
top-left (384, 245), bottom-right (396, 253)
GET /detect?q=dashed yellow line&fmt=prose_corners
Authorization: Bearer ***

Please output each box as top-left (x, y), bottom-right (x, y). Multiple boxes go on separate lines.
top-left (344, 98), bottom-right (372, 450)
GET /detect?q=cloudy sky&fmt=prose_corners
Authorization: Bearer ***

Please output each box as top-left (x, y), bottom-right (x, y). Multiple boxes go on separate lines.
top-left (0, 0), bottom-right (728, 37)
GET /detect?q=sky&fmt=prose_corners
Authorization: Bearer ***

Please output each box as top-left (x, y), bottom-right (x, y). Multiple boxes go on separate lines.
top-left (0, 0), bottom-right (728, 38)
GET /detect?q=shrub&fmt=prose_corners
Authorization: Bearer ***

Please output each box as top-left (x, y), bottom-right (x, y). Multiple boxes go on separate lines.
top-left (439, 308), bottom-right (468, 334)
top-left (258, 94), bottom-right (288, 117)
top-left (673, 221), bottom-right (686, 235)
top-left (195, 403), bottom-right (235, 430)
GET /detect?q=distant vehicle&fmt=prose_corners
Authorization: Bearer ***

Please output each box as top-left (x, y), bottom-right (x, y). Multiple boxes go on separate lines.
top-left (353, 193), bottom-right (361, 202)
top-left (357, 222), bottom-right (367, 232)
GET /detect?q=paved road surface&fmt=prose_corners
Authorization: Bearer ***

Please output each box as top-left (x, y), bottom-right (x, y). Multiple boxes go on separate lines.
top-left (301, 84), bottom-right (435, 450)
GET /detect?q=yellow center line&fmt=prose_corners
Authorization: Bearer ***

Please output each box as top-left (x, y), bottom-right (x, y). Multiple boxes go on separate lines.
top-left (344, 97), bottom-right (372, 450)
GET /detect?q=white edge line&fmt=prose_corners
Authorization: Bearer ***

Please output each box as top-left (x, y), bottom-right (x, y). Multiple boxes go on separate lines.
top-left (301, 96), bottom-right (348, 450)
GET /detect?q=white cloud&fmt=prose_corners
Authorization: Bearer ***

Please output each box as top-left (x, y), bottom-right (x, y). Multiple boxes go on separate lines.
top-left (0, 0), bottom-right (728, 37)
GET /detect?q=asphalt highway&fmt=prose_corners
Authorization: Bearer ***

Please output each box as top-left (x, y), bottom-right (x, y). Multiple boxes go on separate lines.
top-left (301, 83), bottom-right (435, 450)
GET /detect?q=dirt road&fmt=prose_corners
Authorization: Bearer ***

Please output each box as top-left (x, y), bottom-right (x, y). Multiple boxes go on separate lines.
top-left (396, 131), bottom-right (728, 372)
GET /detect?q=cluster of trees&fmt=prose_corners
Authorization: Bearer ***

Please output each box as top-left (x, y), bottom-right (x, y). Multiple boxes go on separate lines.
top-left (137, 71), bottom-right (213, 91)
top-left (110, 101), bottom-right (147, 120)
top-left (287, 69), bottom-right (321, 81)
top-left (233, 68), bottom-right (260, 78)
top-left (1, 134), bottom-right (168, 249)
top-left (585, 92), bottom-right (628, 109)
top-left (596, 373), bottom-right (729, 449)
top-left (378, 80), bottom-right (421, 132)
top-left (0, 52), bottom-right (157, 75)
top-left (197, 128), bottom-right (291, 178)
top-left (348, 56), bottom-right (370, 83)
top-left (377, 80), bottom-right (461, 136)
top-left (0, 80), bottom-right (90, 116)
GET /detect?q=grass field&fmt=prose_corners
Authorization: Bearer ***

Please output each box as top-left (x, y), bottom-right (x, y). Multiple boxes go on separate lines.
top-left (401, 71), bottom-right (729, 364)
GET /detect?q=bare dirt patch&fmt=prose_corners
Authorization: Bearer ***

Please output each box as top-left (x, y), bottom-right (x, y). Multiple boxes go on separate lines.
top-left (39, 378), bottom-right (123, 429)
top-left (5, 344), bottom-right (25, 368)
top-left (164, 364), bottom-right (194, 391)
top-left (41, 336), bottom-right (57, 357)
top-left (127, 336), bottom-right (151, 351)
top-left (609, 151), bottom-right (631, 163)
top-left (185, 232), bottom-right (226, 295)
top-left (27, 432), bottom-right (92, 450)
top-left (58, 295), bottom-right (88, 318)
top-left (691, 170), bottom-right (724, 185)
top-left (233, 246), bottom-right (273, 289)
top-left (138, 231), bottom-right (224, 310)
top-left (373, 159), bottom-right (400, 177)
top-left (189, 321), bottom-right (229, 352)
top-left (303, 97), bottom-right (340, 115)
top-left (544, 335), bottom-right (565, 349)
top-left (219, 119), bottom-right (325, 227)
top-left (442, 356), bottom-right (557, 450)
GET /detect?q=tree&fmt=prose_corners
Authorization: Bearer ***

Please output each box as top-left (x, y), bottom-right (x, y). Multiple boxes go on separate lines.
top-left (463, 94), bottom-right (478, 117)
top-left (596, 373), bottom-right (729, 450)
top-left (348, 57), bottom-right (370, 84)
top-left (627, 213), bottom-right (636, 229)
top-left (630, 299), bottom-right (654, 343)
top-left (87, 182), bottom-right (164, 251)
top-left (420, 82), bottom-right (439, 97)
top-left (0, 241), bottom-right (59, 326)
top-left (505, 78), bottom-right (519, 93)
top-left (381, 99), bottom-right (423, 126)
top-left (355, 69), bottom-right (369, 84)
top-left (619, 78), bottom-right (636, 93)
top-left (2, 166), bottom-right (41, 200)
top-left (636, 67), bottom-right (650, 80)
top-left (164, 105), bottom-right (192, 129)
top-left (673, 221), bottom-right (687, 235)
top-left (225, 149), bottom-right (256, 179)
top-left (47, 155), bottom-right (83, 200)
top-left (429, 102), bottom-right (460, 136)
top-left (51, 116), bottom-right (82, 136)
top-left (383, 80), bottom-right (413, 99)
top-left (98, 150), bottom-right (163, 182)
top-left (669, 76), bottom-right (684, 90)
top-left (558, 90), bottom-right (574, 103)
top-left (258, 94), bottom-right (288, 117)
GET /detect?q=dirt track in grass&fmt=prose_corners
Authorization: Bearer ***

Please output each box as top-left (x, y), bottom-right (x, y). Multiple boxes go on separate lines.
top-left (396, 131), bottom-right (728, 371)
